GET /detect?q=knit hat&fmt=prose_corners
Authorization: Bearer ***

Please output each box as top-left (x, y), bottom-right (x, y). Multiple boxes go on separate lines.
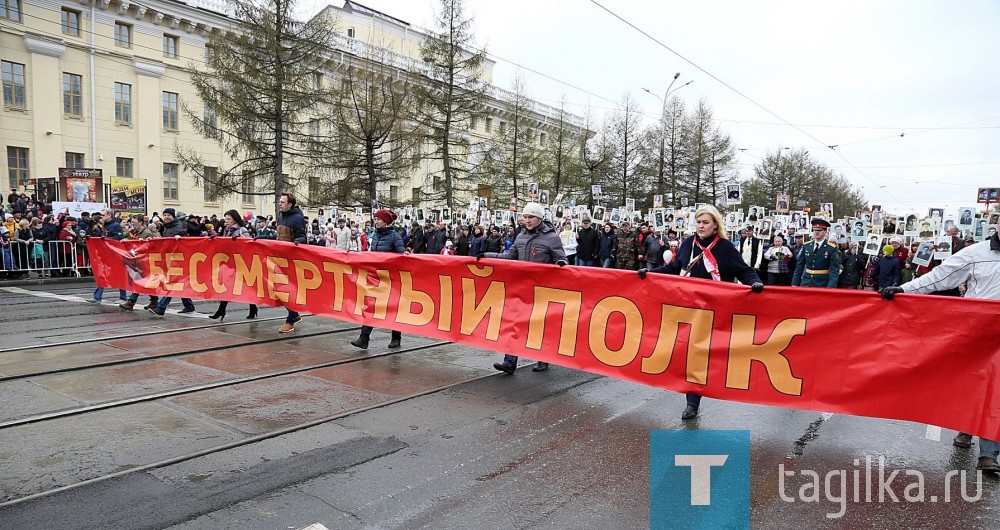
top-left (883, 244), bottom-right (895, 256)
top-left (162, 207), bottom-right (176, 217)
top-left (521, 202), bottom-right (545, 218)
top-left (373, 209), bottom-right (396, 225)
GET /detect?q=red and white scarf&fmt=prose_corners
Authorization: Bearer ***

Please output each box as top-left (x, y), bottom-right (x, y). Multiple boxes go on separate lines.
top-left (693, 236), bottom-right (721, 281)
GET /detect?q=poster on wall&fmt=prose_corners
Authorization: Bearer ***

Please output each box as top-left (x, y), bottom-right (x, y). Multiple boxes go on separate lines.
top-left (58, 168), bottom-right (104, 203)
top-left (109, 177), bottom-right (147, 217)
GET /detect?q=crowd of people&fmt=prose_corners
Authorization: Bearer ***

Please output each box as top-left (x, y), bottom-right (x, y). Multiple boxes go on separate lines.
top-left (7, 186), bottom-right (1000, 473)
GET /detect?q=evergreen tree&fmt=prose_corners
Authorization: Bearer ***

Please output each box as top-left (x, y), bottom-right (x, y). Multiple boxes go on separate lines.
top-left (176, 0), bottom-right (336, 214)
top-left (414, 0), bottom-right (489, 210)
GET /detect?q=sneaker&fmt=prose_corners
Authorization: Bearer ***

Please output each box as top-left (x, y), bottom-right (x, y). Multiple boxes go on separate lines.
top-left (147, 307), bottom-right (164, 316)
top-left (87, 298), bottom-right (100, 304)
top-left (178, 307), bottom-right (196, 314)
top-left (532, 362), bottom-right (549, 372)
top-left (278, 323), bottom-right (296, 333)
top-left (118, 302), bottom-right (134, 311)
top-left (954, 433), bottom-right (973, 448)
top-left (351, 338), bottom-right (369, 349)
top-left (681, 405), bottom-right (699, 420)
top-left (493, 361), bottom-right (516, 375)
top-left (977, 456), bottom-right (1000, 472)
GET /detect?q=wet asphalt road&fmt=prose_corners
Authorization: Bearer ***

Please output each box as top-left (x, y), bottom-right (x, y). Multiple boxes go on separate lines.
top-left (0, 281), bottom-right (997, 529)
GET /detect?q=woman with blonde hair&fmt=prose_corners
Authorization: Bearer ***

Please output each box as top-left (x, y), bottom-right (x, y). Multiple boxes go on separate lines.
top-left (637, 204), bottom-right (763, 420)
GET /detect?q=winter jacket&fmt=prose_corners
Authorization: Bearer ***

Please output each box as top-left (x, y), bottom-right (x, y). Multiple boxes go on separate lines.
top-left (651, 234), bottom-right (761, 285)
top-left (369, 226), bottom-right (405, 253)
top-left (424, 229), bottom-right (445, 255)
top-left (160, 218), bottom-right (186, 238)
top-left (598, 232), bottom-right (617, 262)
top-left (876, 255), bottom-right (901, 289)
top-left (105, 218), bottom-right (124, 240)
top-left (276, 206), bottom-right (306, 243)
top-left (485, 221), bottom-right (567, 264)
top-left (576, 226), bottom-right (600, 261)
top-left (469, 233), bottom-right (485, 256)
top-left (838, 251), bottom-right (864, 288)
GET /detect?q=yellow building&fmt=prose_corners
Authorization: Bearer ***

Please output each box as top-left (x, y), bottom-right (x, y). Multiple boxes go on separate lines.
top-left (1, 0), bottom-right (585, 218)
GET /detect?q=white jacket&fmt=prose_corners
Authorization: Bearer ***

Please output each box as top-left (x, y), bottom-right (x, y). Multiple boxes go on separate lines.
top-left (903, 237), bottom-right (1000, 299)
top-left (333, 226), bottom-right (352, 250)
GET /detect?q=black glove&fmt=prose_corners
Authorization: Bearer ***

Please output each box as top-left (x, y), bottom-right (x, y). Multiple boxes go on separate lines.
top-left (751, 282), bottom-right (764, 293)
top-left (638, 268), bottom-right (648, 279)
top-left (556, 260), bottom-right (567, 267)
top-left (476, 252), bottom-right (486, 261)
top-left (231, 235), bottom-right (238, 240)
top-left (881, 286), bottom-right (904, 300)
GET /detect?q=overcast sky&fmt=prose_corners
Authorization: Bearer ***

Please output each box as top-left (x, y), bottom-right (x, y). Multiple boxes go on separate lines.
top-left (301, 0), bottom-right (1000, 217)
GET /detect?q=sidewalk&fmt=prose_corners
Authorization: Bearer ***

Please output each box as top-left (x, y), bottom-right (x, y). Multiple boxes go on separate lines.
top-left (0, 276), bottom-right (94, 288)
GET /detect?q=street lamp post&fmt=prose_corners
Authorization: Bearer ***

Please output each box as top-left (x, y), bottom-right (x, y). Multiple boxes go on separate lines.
top-left (643, 74), bottom-right (692, 207)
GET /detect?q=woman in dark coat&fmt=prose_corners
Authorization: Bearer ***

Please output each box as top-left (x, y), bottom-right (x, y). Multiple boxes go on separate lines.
top-left (598, 223), bottom-right (617, 268)
top-left (351, 209), bottom-right (406, 350)
top-left (208, 210), bottom-right (258, 320)
top-left (838, 242), bottom-right (863, 289)
top-left (639, 205), bottom-right (763, 420)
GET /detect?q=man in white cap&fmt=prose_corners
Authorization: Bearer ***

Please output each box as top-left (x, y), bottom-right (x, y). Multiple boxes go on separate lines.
top-left (478, 202), bottom-right (567, 374)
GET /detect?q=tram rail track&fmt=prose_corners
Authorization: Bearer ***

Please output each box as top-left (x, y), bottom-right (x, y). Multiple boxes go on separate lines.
top-left (0, 339), bottom-right (498, 509)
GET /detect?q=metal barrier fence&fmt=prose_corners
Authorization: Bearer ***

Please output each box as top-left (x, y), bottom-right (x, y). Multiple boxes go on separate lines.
top-left (0, 240), bottom-right (91, 279)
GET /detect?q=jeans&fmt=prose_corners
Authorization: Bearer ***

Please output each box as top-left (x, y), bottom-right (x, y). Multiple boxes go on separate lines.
top-left (980, 438), bottom-right (1000, 458)
top-left (577, 258), bottom-right (598, 267)
top-left (687, 393), bottom-right (702, 408)
top-left (126, 292), bottom-right (158, 305)
top-left (602, 258), bottom-right (614, 268)
top-left (94, 287), bottom-right (127, 301)
top-left (157, 297), bottom-right (195, 312)
top-left (501, 354), bottom-right (519, 366)
top-left (286, 309), bottom-right (299, 324)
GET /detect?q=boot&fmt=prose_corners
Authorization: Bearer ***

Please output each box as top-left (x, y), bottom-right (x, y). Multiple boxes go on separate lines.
top-left (388, 337), bottom-right (401, 349)
top-left (246, 305), bottom-right (258, 319)
top-left (351, 337), bottom-right (369, 349)
top-left (209, 306), bottom-right (226, 321)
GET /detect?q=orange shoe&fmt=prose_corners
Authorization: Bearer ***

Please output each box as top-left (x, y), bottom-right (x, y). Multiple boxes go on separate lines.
top-left (279, 322), bottom-right (295, 333)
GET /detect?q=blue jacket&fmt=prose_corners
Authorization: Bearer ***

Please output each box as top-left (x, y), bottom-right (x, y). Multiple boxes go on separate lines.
top-left (469, 233), bottom-right (485, 256)
top-left (105, 218), bottom-right (124, 240)
top-left (277, 206), bottom-right (306, 243)
top-left (876, 255), bottom-right (900, 289)
top-left (369, 226), bottom-right (405, 253)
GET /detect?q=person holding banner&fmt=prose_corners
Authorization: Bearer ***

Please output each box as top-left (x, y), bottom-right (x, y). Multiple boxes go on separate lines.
top-left (480, 202), bottom-right (568, 374)
top-left (208, 210), bottom-right (258, 321)
top-left (882, 225), bottom-right (1000, 472)
top-left (351, 209), bottom-right (406, 350)
top-left (637, 205), bottom-right (763, 420)
top-left (276, 192), bottom-right (306, 333)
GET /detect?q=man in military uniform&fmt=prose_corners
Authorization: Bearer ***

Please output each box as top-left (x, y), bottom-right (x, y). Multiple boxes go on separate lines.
top-left (792, 218), bottom-right (841, 288)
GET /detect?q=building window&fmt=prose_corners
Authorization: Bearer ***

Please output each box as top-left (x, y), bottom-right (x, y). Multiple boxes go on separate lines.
top-left (484, 117), bottom-right (492, 134)
top-left (203, 104), bottom-right (217, 137)
top-left (114, 82), bottom-right (131, 124)
top-left (498, 121), bottom-right (506, 134)
top-left (61, 8), bottom-right (81, 36)
top-left (308, 175), bottom-right (320, 202)
top-left (204, 45), bottom-right (216, 66)
top-left (162, 91), bottom-right (178, 131)
top-left (163, 163), bottom-right (178, 200)
top-left (114, 22), bottom-right (132, 48)
top-left (389, 185), bottom-right (398, 201)
top-left (311, 72), bottom-right (322, 90)
top-left (116, 157), bottom-right (133, 177)
top-left (2, 61), bottom-right (26, 109)
top-left (63, 73), bottom-right (82, 117)
top-left (412, 187), bottom-right (421, 203)
top-left (163, 34), bottom-right (179, 58)
top-left (1, 0), bottom-right (20, 22)
top-left (7, 146), bottom-right (28, 189)
top-left (241, 173), bottom-right (255, 205)
top-left (203, 166), bottom-right (218, 201)
top-left (433, 175), bottom-right (443, 192)
top-left (470, 116), bottom-right (478, 131)
top-left (539, 132), bottom-right (547, 146)
top-left (65, 152), bottom-right (85, 168)
top-left (347, 27), bottom-right (355, 38)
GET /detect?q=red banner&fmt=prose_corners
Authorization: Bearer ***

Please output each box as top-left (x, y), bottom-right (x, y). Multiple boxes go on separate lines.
top-left (89, 238), bottom-right (1000, 439)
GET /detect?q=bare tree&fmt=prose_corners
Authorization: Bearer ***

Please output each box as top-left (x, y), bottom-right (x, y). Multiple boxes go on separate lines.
top-left (474, 76), bottom-right (543, 204)
top-left (604, 94), bottom-right (646, 206)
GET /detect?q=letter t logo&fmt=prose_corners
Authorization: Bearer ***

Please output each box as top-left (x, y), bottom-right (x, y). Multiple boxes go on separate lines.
top-left (675, 455), bottom-right (729, 505)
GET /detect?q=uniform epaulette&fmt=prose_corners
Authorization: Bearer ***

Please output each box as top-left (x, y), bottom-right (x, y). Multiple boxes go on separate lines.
top-left (827, 240), bottom-right (838, 247)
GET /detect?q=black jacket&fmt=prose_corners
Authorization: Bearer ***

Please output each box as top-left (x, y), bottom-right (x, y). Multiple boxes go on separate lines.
top-left (652, 234), bottom-right (761, 285)
top-left (576, 226), bottom-right (600, 261)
